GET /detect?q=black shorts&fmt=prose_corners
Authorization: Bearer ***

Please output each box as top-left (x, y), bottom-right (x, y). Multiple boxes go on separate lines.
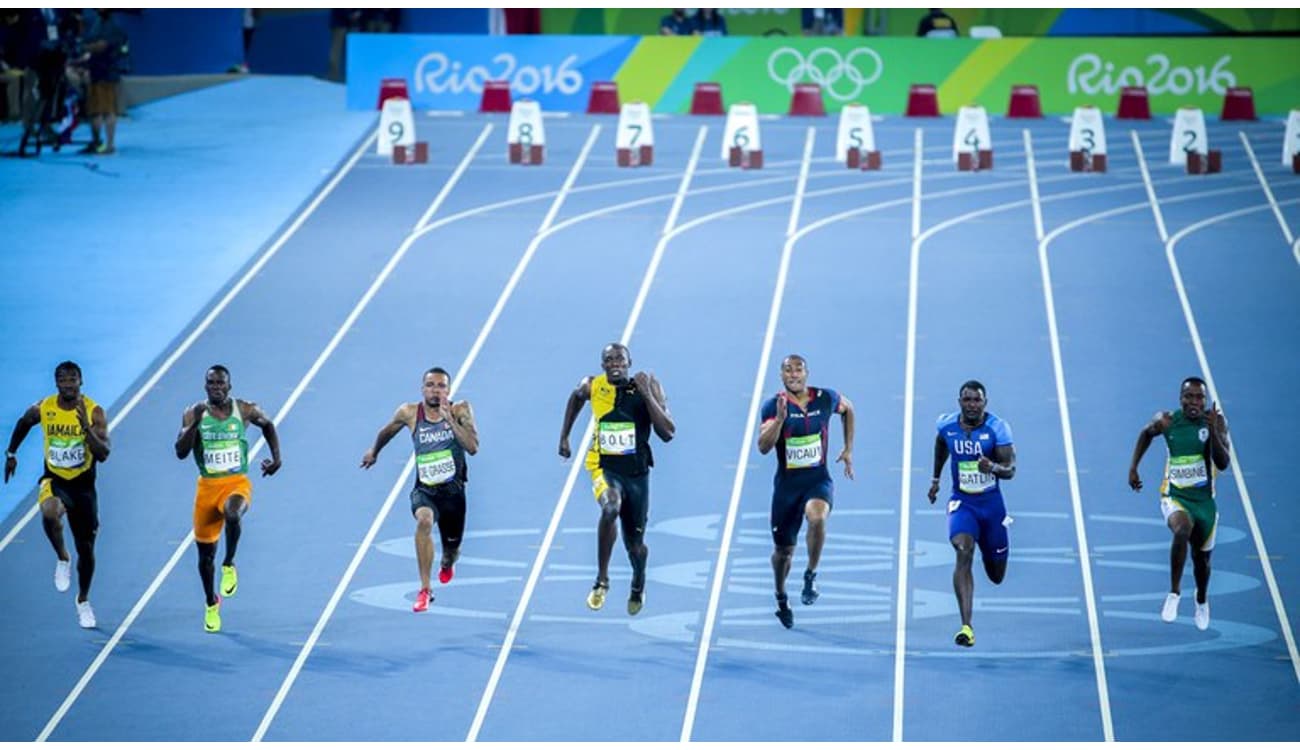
top-left (39, 474), bottom-right (99, 542)
top-left (770, 474), bottom-right (834, 547)
top-left (410, 481), bottom-right (466, 550)
top-left (602, 469), bottom-right (649, 547)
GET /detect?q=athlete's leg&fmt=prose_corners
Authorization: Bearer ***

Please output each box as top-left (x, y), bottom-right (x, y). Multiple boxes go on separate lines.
top-left (951, 532), bottom-right (976, 627)
top-left (596, 485), bottom-right (623, 585)
top-left (196, 541), bottom-right (219, 606)
top-left (803, 498), bottom-right (830, 573)
top-left (1166, 510), bottom-right (1192, 595)
top-left (65, 492), bottom-right (99, 604)
top-left (221, 494), bottom-right (248, 567)
top-left (619, 477), bottom-right (649, 592)
top-left (435, 489), bottom-right (466, 583)
top-left (414, 506), bottom-right (435, 592)
top-left (39, 493), bottom-right (70, 563)
top-left (1191, 548), bottom-right (1211, 604)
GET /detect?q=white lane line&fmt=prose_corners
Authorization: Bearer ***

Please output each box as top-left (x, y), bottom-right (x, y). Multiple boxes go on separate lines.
top-left (1165, 199), bottom-right (1300, 687)
top-left (1131, 130), bottom-right (1169, 243)
top-left (680, 127), bottom-right (816, 742)
top-left (37, 126), bottom-right (493, 744)
top-left (0, 129), bottom-right (379, 557)
top-left (252, 124), bottom-right (600, 742)
top-left (912, 129), bottom-right (923, 239)
top-left (1238, 131), bottom-right (1296, 251)
top-left (1024, 130), bottom-right (1045, 242)
top-left (466, 125), bottom-right (710, 742)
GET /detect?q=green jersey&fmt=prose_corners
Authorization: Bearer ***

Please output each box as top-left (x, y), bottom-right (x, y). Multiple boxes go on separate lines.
top-left (1161, 409), bottom-right (1213, 504)
top-left (194, 402), bottom-right (248, 478)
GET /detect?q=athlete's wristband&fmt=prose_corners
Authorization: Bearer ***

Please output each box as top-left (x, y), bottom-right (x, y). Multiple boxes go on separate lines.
top-left (930, 477), bottom-right (940, 484)
top-left (5, 451), bottom-right (15, 460)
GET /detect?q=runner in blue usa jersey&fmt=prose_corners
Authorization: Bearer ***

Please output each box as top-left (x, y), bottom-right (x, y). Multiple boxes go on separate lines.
top-left (758, 355), bottom-right (855, 629)
top-left (927, 380), bottom-right (1015, 647)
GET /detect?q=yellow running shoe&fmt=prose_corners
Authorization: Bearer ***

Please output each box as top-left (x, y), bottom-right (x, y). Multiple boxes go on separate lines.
top-left (205, 598), bottom-right (222, 633)
top-left (586, 580), bottom-right (609, 611)
top-left (221, 564), bottom-right (238, 598)
top-left (954, 624), bottom-right (974, 647)
top-left (627, 588), bottom-right (645, 616)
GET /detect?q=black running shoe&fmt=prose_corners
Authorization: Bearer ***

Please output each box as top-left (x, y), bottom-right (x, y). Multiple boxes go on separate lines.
top-left (775, 594), bottom-right (794, 629)
top-left (801, 570), bottom-right (819, 605)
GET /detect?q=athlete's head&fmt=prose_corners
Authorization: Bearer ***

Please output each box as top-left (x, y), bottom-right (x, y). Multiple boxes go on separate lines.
top-left (601, 343), bottom-right (630, 385)
top-left (1179, 377), bottom-right (1208, 420)
top-left (205, 365), bottom-right (232, 405)
top-left (423, 367), bottom-right (451, 407)
top-left (54, 361), bottom-right (82, 401)
top-left (958, 380), bottom-right (987, 425)
top-left (780, 354), bottom-right (808, 396)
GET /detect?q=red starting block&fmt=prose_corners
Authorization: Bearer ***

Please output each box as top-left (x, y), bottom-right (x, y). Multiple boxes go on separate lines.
top-left (392, 142), bottom-right (429, 165)
top-left (1006, 85), bottom-right (1042, 118)
top-left (1069, 150), bottom-right (1107, 173)
top-left (846, 149), bottom-right (882, 170)
top-left (1117, 86), bottom-right (1150, 120)
top-left (377, 78), bottom-right (409, 110)
top-left (508, 142), bottom-right (544, 165)
top-left (789, 83), bottom-right (826, 116)
top-left (587, 81), bottom-right (620, 114)
top-left (690, 82), bottom-right (724, 115)
top-left (906, 84), bottom-right (940, 117)
top-left (728, 146), bottom-right (763, 170)
top-left (480, 80), bottom-right (511, 113)
top-left (1220, 87), bottom-right (1256, 121)
top-left (957, 150), bottom-right (993, 171)
top-left (1186, 150), bottom-right (1222, 175)
top-left (617, 145), bottom-right (654, 167)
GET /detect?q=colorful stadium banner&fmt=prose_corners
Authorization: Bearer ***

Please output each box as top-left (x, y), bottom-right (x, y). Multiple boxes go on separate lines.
top-left (348, 35), bottom-right (1300, 116)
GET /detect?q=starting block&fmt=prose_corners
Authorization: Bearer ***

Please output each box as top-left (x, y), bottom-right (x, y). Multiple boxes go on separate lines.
top-left (1117, 86), bottom-right (1150, 120)
top-left (953, 104), bottom-right (993, 171)
top-left (1186, 150), bottom-right (1223, 175)
top-left (376, 77), bottom-right (408, 110)
top-left (906, 83), bottom-right (940, 117)
top-left (507, 99), bottom-right (545, 165)
top-left (722, 102), bottom-right (762, 169)
top-left (690, 82), bottom-right (724, 115)
top-left (1220, 86), bottom-right (1256, 121)
top-left (587, 81), bottom-right (620, 114)
top-left (1283, 109), bottom-right (1300, 168)
top-left (1067, 105), bottom-right (1107, 173)
top-left (392, 142), bottom-right (429, 165)
top-left (1006, 84), bottom-right (1042, 119)
top-left (1169, 107), bottom-right (1213, 170)
top-left (480, 80), bottom-right (511, 113)
top-left (789, 83), bottom-right (826, 116)
top-left (377, 96), bottom-right (416, 158)
top-left (615, 101), bottom-right (654, 167)
top-left (837, 104), bottom-right (880, 170)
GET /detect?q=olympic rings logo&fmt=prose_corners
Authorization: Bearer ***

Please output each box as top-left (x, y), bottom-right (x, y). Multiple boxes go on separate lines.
top-left (767, 47), bottom-right (884, 102)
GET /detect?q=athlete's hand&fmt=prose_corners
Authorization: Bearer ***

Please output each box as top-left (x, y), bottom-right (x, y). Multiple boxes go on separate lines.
top-left (436, 400), bottom-right (456, 424)
top-left (927, 478), bottom-right (940, 504)
top-left (558, 437), bottom-right (571, 460)
top-left (260, 457), bottom-right (281, 477)
top-left (977, 455), bottom-right (994, 474)
top-left (775, 393), bottom-right (788, 423)
top-left (1207, 402), bottom-right (1228, 436)
top-left (632, 371), bottom-right (652, 392)
top-left (1128, 468), bottom-right (1142, 492)
top-left (3, 456), bottom-right (14, 483)
top-left (360, 448), bottom-right (377, 469)
top-left (836, 449), bottom-right (854, 479)
top-left (75, 397), bottom-right (91, 431)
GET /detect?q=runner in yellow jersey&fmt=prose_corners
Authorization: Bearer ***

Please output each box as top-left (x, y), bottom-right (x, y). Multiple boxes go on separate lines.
top-left (5, 361), bottom-right (111, 628)
top-left (174, 365), bottom-right (281, 633)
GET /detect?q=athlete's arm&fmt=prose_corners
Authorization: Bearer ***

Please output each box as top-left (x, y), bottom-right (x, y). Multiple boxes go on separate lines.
top-left (3, 403), bottom-right (40, 483)
top-left (445, 401), bottom-right (479, 455)
top-left (638, 372), bottom-right (675, 442)
top-left (174, 402), bottom-right (206, 460)
top-left (835, 394), bottom-right (855, 479)
top-left (927, 433), bottom-right (948, 503)
top-left (981, 444), bottom-right (1016, 480)
top-left (78, 400), bottom-right (111, 462)
top-left (1207, 402), bottom-right (1230, 472)
top-left (757, 394), bottom-right (787, 454)
top-left (242, 400), bottom-right (281, 477)
top-left (361, 404), bottom-right (414, 468)
top-left (1128, 411), bottom-right (1170, 491)
top-left (558, 377), bottom-right (592, 459)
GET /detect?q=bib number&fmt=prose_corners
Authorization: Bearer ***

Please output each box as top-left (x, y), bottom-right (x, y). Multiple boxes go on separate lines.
top-left (203, 440), bottom-right (243, 474)
top-left (785, 434), bottom-right (823, 469)
top-left (47, 438), bottom-right (86, 469)
top-left (598, 422), bottom-right (636, 455)
top-left (957, 460), bottom-right (995, 494)
top-left (417, 449), bottom-right (456, 485)
top-left (1168, 454), bottom-right (1208, 488)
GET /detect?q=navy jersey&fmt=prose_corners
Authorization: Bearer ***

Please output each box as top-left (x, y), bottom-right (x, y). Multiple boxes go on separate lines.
top-left (761, 387), bottom-right (841, 483)
top-left (937, 411), bottom-right (1013, 500)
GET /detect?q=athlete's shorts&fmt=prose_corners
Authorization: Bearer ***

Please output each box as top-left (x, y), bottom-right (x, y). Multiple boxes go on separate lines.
top-left (946, 491), bottom-right (1010, 562)
top-left (193, 474), bottom-right (253, 544)
top-left (38, 475), bottom-right (99, 542)
top-left (1161, 495), bottom-right (1218, 552)
top-left (771, 474), bottom-right (834, 548)
top-left (411, 481), bottom-right (467, 551)
top-left (591, 468), bottom-right (649, 548)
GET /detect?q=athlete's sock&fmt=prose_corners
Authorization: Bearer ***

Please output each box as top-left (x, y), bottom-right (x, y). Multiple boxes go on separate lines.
top-left (222, 515), bottom-right (241, 567)
top-left (197, 541), bottom-right (218, 606)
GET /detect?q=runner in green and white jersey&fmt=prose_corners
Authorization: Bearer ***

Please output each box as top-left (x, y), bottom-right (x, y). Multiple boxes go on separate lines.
top-left (1128, 376), bottom-right (1230, 631)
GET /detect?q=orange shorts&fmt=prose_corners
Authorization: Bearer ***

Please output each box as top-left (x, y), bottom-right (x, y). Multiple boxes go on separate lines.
top-left (193, 474), bottom-right (252, 543)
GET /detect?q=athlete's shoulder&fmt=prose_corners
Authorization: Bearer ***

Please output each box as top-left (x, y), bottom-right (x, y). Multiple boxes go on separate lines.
top-left (936, 412), bottom-right (960, 432)
top-left (760, 393), bottom-right (780, 419)
top-left (813, 386), bottom-right (839, 405)
top-left (985, 412), bottom-right (1014, 443)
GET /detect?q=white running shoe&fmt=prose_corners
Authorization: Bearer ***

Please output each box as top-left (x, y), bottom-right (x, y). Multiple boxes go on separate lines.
top-left (1194, 600), bottom-right (1210, 631)
top-left (1160, 592), bottom-right (1180, 623)
top-left (76, 599), bottom-right (96, 629)
top-left (54, 560), bottom-right (71, 592)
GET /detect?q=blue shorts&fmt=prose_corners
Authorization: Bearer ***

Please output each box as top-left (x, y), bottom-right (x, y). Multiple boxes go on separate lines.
top-left (771, 474), bottom-right (834, 547)
top-left (946, 491), bottom-right (1009, 561)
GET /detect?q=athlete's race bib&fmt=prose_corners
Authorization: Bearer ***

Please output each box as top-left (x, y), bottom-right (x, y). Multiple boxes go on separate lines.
top-left (958, 460), bottom-right (996, 494)
top-left (417, 449), bottom-right (456, 485)
top-left (598, 422), bottom-right (636, 455)
top-left (203, 439), bottom-right (243, 474)
top-left (1168, 454), bottom-right (1208, 488)
top-left (47, 437), bottom-right (86, 469)
top-left (785, 434), bottom-right (823, 469)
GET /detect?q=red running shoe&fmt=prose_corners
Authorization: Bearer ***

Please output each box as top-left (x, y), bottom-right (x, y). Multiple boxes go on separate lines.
top-left (438, 565), bottom-right (454, 585)
top-left (413, 587), bottom-right (433, 612)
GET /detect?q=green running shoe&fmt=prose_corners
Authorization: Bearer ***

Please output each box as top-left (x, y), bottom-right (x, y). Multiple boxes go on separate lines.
top-left (205, 598), bottom-right (222, 633)
top-left (221, 564), bottom-right (238, 598)
top-left (954, 624), bottom-right (974, 647)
